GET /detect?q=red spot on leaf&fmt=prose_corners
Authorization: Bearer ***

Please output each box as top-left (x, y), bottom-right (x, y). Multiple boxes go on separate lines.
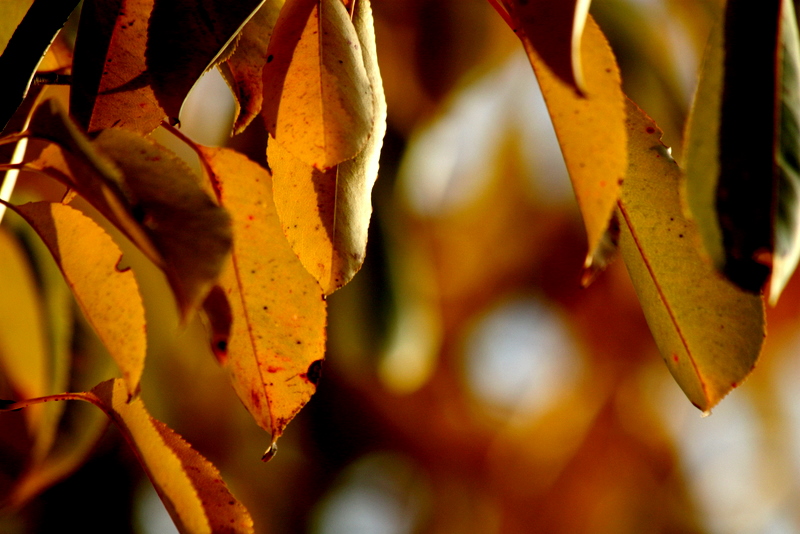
top-left (646, 126), bottom-right (656, 134)
top-left (267, 366), bottom-right (283, 373)
top-left (672, 353), bottom-right (679, 363)
top-left (250, 390), bottom-right (261, 409)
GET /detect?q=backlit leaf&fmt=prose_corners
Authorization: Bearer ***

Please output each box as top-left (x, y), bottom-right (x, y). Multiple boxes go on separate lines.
top-left (221, 0), bottom-right (285, 134)
top-left (89, 379), bottom-right (254, 534)
top-left (618, 101), bottom-right (765, 411)
top-left (516, 16), bottom-right (627, 268)
top-left (0, 228), bottom-right (49, 432)
top-left (0, 0), bottom-right (80, 130)
top-left (70, 0), bottom-right (165, 133)
top-left (11, 202), bottom-right (146, 397)
top-left (199, 146), bottom-right (326, 442)
top-left (269, 0), bottom-right (386, 293)
top-left (683, 0), bottom-right (800, 303)
top-left (498, 0), bottom-right (591, 93)
top-left (24, 101), bottom-right (232, 319)
top-left (262, 0), bottom-right (374, 169)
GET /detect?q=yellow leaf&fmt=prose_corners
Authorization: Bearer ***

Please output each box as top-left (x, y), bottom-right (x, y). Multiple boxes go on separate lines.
top-left (499, 0), bottom-right (591, 93)
top-left (12, 202), bottom-right (146, 397)
top-left (268, 0), bottom-right (386, 294)
top-left (88, 379), bottom-right (254, 534)
top-left (262, 0), bottom-right (374, 169)
top-left (222, 0), bottom-right (285, 134)
top-left (25, 101), bottom-right (233, 320)
top-left (199, 147), bottom-right (326, 442)
top-left (0, 227), bottom-right (48, 432)
top-left (618, 101), bottom-right (765, 411)
top-left (519, 16), bottom-right (627, 267)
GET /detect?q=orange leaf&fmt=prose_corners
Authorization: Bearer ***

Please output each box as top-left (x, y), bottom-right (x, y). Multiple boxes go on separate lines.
top-left (262, 0), bottom-right (374, 169)
top-left (199, 147), bottom-right (326, 443)
top-left (12, 202), bottom-right (146, 396)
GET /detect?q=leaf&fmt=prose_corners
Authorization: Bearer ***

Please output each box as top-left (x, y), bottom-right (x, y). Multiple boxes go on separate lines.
top-left (0, 228), bottom-right (49, 431)
top-left (683, 0), bottom-right (800, 303)
top-left (221, 0), bottom-right (285, 134)
top-left (0, 0), bottom-right (80, 131)
top-left (498, 0), bottom-right (591, 93)
top-left (268, 0), bottom-right (385, 293)
top-left (24, 100), bottom-right (233, 319)
top-left (262, 0), bottom-right (374, 169)
top-left (515, 15), bottom-right (627, 268)
top-left (199, 146), bottom-right (326, 442)
top-left (11, 201), bottom-right (146, 397)
top-left (88, 379), bottom-right (255, 534)
top-left (618, 101), bottom-right (765, 411)
top-left (145, 0), bottom-right (263, 121)
top-left (0, 0), bottom-right (33, 54)
top-left (70, 0), bottom-right (165, 134)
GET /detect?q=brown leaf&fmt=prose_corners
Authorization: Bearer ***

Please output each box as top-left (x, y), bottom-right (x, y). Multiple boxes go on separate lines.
top-left (222, 0), bottom-right (285, 134)
top-left (199, 146), bottom-right (326, 442)
top-left (262, 0), bottom-right (374, 169)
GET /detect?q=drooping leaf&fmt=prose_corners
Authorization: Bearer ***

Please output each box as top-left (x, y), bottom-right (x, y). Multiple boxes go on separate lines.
top-left (0, 0), bottom-right (80, 131)
top-left (145, 0), bottom-right (263, 121)
top-left (498, 0), bottom-right (591, 93)
top-left (618, 101), bottom-right (765, 411)
top-left (512, 15), bottom-right (627, 268)
top-left (268, 0), bottom-right (386, 293)
top-left (683, 0), bottom-right (800, 303)
top-left (11, 201), bottom-right (146, 396)
top-left (0, 228), bottom-right (49, 431)
top-left (221, 0), bottom-right (285, 134)
top-left (199, 146), bottom-right (326, 442)
top-left (262, 0), bottom-right (374, 169)
top-left (24, 100), bottom-right (232, 319)
top-left (88, 379), bottom-right (255, 534)
top-left (70, 0), bottom-right (165, 133)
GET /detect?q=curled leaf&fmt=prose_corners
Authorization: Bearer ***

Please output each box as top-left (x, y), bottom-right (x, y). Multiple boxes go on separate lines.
top-left (199, 146), bottom-right (326, 441)
top-left (262, 0), bottom-right (374, 169)
top-left (619, 101), bottom-right (765, 411)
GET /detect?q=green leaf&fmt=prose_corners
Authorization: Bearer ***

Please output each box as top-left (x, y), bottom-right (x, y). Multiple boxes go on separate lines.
top-left (619, 101), bottom-right (765, 411)
top-left (11, 202), bottom-right (146, 397)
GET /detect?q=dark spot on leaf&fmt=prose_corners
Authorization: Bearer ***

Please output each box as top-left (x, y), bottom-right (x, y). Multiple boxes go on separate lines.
top-left (131, 204), bottom-right (147, 224)
top-left (678, 234), bottom-right (684, 238)
top-left (306, 360), bottom-right (323, 385)
top-left (216, 339), bottom-right (227, 352)
top-left (250, 390), bottom-right (261, 409)
top-left (646, 127), bottom-right (655, 134)
top-left (267, 55), bottom-right (274, 63)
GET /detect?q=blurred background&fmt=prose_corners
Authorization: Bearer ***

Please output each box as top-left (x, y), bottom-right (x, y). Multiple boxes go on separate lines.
top-left (5, 0), bottom-right (800, 532)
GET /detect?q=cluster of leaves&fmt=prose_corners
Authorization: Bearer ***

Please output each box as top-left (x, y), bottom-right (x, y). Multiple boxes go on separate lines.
top-left (0, 0), bottom-right (798, 531)
top-left (0, 0), bottom-right (384, 530)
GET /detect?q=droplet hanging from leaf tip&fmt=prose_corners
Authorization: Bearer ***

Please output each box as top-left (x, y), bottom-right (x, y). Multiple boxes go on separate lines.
top-left (261, 441), bottom-right (278, 462)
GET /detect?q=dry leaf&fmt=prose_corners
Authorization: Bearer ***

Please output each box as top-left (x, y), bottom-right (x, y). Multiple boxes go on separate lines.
top-left (11, 201), bottom-right (146, 397)
top-left (199, 146), bottom-right (326, 442)
top-left (262, 0), bottom-right (374, 169)
top-left (618, 101), bottom-right (765, 411)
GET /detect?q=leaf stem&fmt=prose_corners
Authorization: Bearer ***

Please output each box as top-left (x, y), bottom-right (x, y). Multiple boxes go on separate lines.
top-left (0, 392), bottom-right (97, 412)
